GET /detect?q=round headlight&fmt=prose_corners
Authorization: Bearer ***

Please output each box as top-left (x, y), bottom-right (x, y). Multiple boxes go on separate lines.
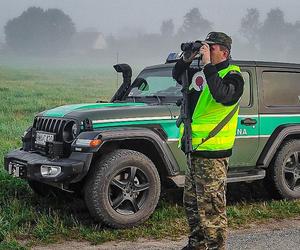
top-left (72, 123), bottom-right (79, 138)
top-left (63, 121), bottom-right (76, 143)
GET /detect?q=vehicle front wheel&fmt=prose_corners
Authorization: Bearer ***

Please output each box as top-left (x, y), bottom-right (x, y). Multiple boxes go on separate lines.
top-left (84, 149), bottom-right (161, 228)
top-left (266, 140), bottom-right (300, 199)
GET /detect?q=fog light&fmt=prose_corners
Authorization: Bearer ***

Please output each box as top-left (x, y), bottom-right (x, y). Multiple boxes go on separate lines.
top-left (8, 162), bottom-right (13, 174)
top-left (41, 165), bottom-right (61, 177)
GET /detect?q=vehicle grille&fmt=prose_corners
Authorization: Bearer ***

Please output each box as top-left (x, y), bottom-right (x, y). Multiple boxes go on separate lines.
top-left (32, 117), bottom-right (75, 157)
top-left (34, 117), bottom-right (67, 134)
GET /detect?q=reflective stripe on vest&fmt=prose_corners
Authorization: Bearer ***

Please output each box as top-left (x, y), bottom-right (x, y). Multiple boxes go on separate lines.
top-left (179, 64), bottom-right (241, 151)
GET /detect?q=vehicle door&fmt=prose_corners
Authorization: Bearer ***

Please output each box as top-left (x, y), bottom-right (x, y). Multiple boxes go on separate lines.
top-left (230, 66), bottom-right (260, 167)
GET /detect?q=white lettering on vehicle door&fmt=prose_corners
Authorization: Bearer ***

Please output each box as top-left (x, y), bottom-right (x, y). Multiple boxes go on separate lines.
top-left (236, 128), bottom-right (247, 136)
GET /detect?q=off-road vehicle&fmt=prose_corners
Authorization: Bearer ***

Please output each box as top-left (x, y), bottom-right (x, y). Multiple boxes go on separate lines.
top-left (4, 56), bottom-right (300, 228)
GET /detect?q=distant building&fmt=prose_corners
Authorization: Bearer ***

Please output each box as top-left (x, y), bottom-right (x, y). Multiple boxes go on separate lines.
top-left (72, 31), bottom-right (107, 54)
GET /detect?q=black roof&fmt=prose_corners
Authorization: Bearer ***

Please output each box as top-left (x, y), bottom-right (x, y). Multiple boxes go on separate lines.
top-left (232, 60), bottom-right (300, 69)
top-left (144, 59), bottom-right (300, 70)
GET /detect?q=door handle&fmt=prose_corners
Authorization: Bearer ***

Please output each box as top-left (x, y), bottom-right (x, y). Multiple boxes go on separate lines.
top-left (241, 118), bottom-right (257, 126)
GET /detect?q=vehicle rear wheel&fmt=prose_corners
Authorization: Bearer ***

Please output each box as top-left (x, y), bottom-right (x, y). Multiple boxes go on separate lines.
top-left (266, 140), bottom-right (300, 199)
top-left (84, 149), bottom-right (161, 228)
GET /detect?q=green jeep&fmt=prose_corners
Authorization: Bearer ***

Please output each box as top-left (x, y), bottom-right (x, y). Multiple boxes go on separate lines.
top-left (4, 58), bottom-right (300, 228)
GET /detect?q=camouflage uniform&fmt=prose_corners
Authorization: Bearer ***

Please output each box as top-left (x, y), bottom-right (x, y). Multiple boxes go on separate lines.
top-left (176, 32), bottom-right (243, 250)
top-left (183, 156), bottom-right (229, 250)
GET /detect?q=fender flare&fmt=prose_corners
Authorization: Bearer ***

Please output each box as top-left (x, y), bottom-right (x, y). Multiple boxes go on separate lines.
top-left (257, 124), bottom-right (300, 167)
top-left (75, 127), bottom-right (180, 176)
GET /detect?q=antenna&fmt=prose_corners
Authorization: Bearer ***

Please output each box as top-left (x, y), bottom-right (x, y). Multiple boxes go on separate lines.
top-left (116, 51), bottom-right (119, 89)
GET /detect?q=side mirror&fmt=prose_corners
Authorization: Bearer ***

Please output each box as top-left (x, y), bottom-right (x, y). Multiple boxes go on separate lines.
top-left (131, 77), bottom-right (149, 91)
top-left (139, 82), bottom-right (149, 91)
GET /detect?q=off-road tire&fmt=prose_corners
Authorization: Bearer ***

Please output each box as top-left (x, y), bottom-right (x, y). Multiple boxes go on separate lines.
top-left (84, 149), bottom-right (161, 228)
top-left (266, 140), bottom-right (300, 199)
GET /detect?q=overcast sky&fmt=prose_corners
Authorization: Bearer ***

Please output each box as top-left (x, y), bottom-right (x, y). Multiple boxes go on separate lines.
top-left (0, 0), bottom-right (300, 42)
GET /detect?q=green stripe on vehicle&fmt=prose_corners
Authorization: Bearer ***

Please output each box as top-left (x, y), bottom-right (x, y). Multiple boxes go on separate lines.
top-left (43, 103), bottom-right (146, 117)
top-left (93, 119), bottom-right (177, 138)
top-left (260, 115), bottom-right (300, 135)
top-left (92, 114), bottom-right (300, 140)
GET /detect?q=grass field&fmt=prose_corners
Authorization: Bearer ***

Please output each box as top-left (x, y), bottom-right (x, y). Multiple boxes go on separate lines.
top-left (0, 66), bottom-right (300, 249)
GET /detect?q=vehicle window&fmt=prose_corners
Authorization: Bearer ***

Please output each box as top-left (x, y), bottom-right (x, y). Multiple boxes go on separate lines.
top-left (262, 71), bottom-right (300, 106)
top-left (128, 67), bottom-right (252, 105)
top-left (129, 68), bottom-right (182, 97)
top-left (240, 71), bottom-right (251, 107)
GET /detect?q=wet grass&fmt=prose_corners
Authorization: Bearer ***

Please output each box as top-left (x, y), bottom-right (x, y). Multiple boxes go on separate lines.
top-left (0, 66), bottom-right (299, 249)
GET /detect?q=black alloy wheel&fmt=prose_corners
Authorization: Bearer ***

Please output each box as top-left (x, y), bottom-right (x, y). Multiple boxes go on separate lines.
top-left (282, 151), bottom-right (300, 191)
top-left (84, 149), bottom-right (161, 228)
top-left (266, 140), bottom-right (300, 199)
top-left (109, 166), bottom-right (150, 215)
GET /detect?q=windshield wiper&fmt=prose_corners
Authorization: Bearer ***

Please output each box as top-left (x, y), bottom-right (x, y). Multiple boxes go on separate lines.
top-left (125, 95), bottom-right (166, 104)
top-left (125, 96), bottom-right (143, 103)
top-left (145, 95), bottom-right (164, 104)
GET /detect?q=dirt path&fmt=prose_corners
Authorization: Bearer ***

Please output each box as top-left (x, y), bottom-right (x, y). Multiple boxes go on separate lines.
top-left (32, 217), bottom-right (300, 250)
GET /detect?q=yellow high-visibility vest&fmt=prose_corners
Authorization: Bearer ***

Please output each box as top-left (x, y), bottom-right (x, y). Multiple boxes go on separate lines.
top-left (179, 64), bottom-right (241, 151)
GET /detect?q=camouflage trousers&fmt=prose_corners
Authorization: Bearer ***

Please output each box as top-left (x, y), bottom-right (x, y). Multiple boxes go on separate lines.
top-left (183, 155), bottom-right (229, 250)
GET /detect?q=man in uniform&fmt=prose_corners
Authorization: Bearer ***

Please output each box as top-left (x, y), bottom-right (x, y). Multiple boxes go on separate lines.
top-left (173, 32), bottom-right (244, 250)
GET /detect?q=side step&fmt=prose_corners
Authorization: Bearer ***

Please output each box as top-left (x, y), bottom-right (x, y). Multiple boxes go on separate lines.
top-left (168, 168), bottom-right (266, 188)
top-left (227, 168), bottom-right (266, 183)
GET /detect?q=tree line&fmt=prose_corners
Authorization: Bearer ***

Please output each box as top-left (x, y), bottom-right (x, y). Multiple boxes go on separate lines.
top-left (5, 7), bottom-right (75, 55)
top-left (4, 6), bottom-right (300, 62)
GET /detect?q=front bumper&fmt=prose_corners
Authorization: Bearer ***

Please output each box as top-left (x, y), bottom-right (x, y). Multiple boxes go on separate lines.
top-left (4, 149), bottom-right (93, 183)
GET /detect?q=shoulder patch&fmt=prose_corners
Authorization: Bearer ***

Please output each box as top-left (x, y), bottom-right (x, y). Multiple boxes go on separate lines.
top-left (228, 70), bottom-right (241, 75)
top-left (189, 71), bottom-right (207, 91)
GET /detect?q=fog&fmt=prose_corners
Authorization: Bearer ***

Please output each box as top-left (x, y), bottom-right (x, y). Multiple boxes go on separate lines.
top-left (1, 0), bottom-right (300, 68)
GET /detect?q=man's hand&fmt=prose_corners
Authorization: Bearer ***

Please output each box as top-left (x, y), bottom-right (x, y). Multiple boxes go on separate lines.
top-left (200, 42), bottom-right (211, 65)
top-left (183, 50), bottom-right (198, 63)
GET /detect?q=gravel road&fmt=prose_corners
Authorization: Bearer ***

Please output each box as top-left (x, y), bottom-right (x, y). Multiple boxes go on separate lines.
top-left (34, 217), bottom-right (300, 250)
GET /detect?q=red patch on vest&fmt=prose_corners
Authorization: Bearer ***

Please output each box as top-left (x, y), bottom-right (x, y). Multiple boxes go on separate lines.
top-left (195, 76), bottom-right (204, 87)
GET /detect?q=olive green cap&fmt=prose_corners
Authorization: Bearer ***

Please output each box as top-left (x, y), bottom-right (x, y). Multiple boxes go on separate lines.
top-left (204, 32), bottom-right (232, 50)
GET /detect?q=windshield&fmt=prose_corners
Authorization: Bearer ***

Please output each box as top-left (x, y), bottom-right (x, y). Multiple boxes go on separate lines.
top-left (127, 67), bottom-right (182, 98)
